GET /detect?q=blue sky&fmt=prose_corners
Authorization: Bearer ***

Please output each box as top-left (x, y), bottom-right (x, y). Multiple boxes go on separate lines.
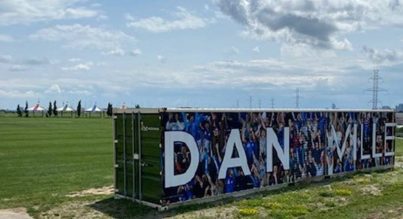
top-left (1, 0), bottom-right (403, 110)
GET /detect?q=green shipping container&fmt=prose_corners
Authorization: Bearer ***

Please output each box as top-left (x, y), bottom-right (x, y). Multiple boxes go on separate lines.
top-left (113, 108), bottom-right (396, 210)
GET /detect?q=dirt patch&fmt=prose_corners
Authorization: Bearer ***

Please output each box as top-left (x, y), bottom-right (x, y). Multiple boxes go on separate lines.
top-left (66, 186), bottom-right (113, 198)
top-left (0, 208), bottom-right (32, 219)
top-left (360, 185), bottom-right (382, 196)
top-left (395, 158), bottom-right (403, 168)
top-left (39, 201), bottom-right (108, 219)
top-left (366, 206), bottom-right (403, 219)
top-left (166, 206), bottom-right (238, 219)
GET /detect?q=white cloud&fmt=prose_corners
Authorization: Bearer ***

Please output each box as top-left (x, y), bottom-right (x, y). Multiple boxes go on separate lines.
top-left (130, 49), bottom-right (142, 56)
top-left (103, 48), bottom-right (125, 56)
top-left (126, 7), bottom-right (207, 32)
top-left (61, 62), bottom-right (93, 71)
top-left (125, 14), bottom-right (135, 21)
top-left (157, 55), bottom-right (166, 63)
top-left (0, 34), bottom-right (14, 42)
top-left (0, 54), bottom-right (12, 63)
top-left (68, 58), bottom-right (81, 62)
top-left (231, 46), bottom-right (240, 55)
top-left (23, 57), bottom-right (50, 66)
top-left (0, 55), bottom-right (51, 70)
top-left (362, 46), bottom-right (403, 65)
top-left (217, 0), bottom-right (403, 50)
top-left (0, 89), bottom-right (38, 98)
top-left (252, 46), bottom-right (260, 53)
top-left (45, 84), bottom-right (62, 94)
top-left (0, 0), bottom-right (100, 25)
top-left (68, 89), bottom-right (91, 96)
top-left (30, 24), bottom-right (135, 53)
top-left (9, 65), bottom-right (27, 72)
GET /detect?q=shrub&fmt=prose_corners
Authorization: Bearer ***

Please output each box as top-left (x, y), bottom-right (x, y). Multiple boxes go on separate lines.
top-left (319, 191), bottom-right (335, 197)
top-left (325, 201), bottom-right (336, 207)
top-left (335, 188), bottom-right (352, 196)
top-left (262, 202), bottom-right (283, 209)
top-left (239, 208), bottom-right (258, 216)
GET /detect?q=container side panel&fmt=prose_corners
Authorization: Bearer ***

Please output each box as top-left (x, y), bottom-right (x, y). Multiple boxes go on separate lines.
top-left (125, 115), bottom-right (134, 159)
top-left (140, 114), bottom-right (162, 204)
top-left (160, 111), bottom-right (396, 206)
top-left (114, 114), bottom-right (125, 195)
top-left (125, 161), bottom-right (134, 197)
top-left (115, 114), bottom-right (124, 161)
top-left (124, 114), bottom-right (134, 198)
top-left (115, 161), bottom-right (125, 195)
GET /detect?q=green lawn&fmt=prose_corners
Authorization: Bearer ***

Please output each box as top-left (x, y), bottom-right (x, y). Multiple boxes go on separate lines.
top-left (0, 117), bottom-right (113, 216)
top-left (397, 137), bottom-right (403, 156)
top-left (0, 116), bottom-right (402, 218)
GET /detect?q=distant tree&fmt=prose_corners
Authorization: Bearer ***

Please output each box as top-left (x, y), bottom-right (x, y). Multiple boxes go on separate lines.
top-left (135, 104), bottom-right (140, 109)
top-left (106, 103), bottom-right (109, 116)
top-left (107, 103), bottom-right (113, 116)
top-left (53, 101), bottom-right (58, 116)
top-left (16, 104), bottom-right (22, 117)
top-left (77, 100), bottom-right (81, 118)
top-left (47, 102), bottom-right (53, 117)
top-left (24, 101), bottom-right (29, 117)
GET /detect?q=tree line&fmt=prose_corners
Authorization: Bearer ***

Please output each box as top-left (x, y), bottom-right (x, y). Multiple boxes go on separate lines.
top-left (16, 101), bottom-right (114, 118)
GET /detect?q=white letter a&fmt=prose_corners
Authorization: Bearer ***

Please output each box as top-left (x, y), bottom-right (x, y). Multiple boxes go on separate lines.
top-left (218, 129), bottom-right (251, 179)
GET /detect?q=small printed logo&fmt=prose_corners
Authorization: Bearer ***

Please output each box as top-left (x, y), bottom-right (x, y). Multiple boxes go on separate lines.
top-left (141, 122), bottom-right (159, 131)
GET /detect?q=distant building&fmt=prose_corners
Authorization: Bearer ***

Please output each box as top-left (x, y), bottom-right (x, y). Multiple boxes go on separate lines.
top-left (382, 106), bottom-right (391, 109)
top-left (396, 104), bottom-right (403, 112)
top-left (396, 113), bottom-right (403, 125)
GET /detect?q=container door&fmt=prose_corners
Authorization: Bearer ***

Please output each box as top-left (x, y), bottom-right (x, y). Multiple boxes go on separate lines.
top-left (114, 113), bottom-right (140, 200)
top-left (139, 113), bottom-right (162, 203)
top-left (114, 112), bottom-right (162, 203)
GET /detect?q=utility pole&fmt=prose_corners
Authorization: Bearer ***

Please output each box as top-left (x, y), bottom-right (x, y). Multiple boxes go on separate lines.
top-left (236, 99), bottom-right (239, 108)
top-left (367, 69), bottom-right (385, 109)
top-left (258, 99), bottom-right (261, 108)
top-left (271, 98), bottom-right (274, 108)
top-left (249, 96), bottom-right (252, 108)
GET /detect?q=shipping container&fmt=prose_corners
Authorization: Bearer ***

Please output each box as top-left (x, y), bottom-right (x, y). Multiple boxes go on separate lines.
top-left (113, 108), bottom-right (396, 210)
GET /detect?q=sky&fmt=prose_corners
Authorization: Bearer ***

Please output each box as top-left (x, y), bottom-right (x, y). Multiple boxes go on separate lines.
top-left (1, 0), bottom-right (403, 110)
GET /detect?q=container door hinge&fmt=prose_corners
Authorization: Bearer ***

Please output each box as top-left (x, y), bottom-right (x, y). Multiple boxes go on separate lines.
top-left (114, 164), bottom-right (119, 168)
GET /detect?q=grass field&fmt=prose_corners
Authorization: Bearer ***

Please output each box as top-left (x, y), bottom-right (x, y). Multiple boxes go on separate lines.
top-left (0, 117), bottom-right (113, 217)
top-left (0, 116), bottom-right (402, 218)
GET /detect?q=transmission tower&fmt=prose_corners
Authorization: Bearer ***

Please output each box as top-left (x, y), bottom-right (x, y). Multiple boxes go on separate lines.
top-left (296, 88), bottom-right (300, 108)
top-left (367, 69), bottom-right (385, 109)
